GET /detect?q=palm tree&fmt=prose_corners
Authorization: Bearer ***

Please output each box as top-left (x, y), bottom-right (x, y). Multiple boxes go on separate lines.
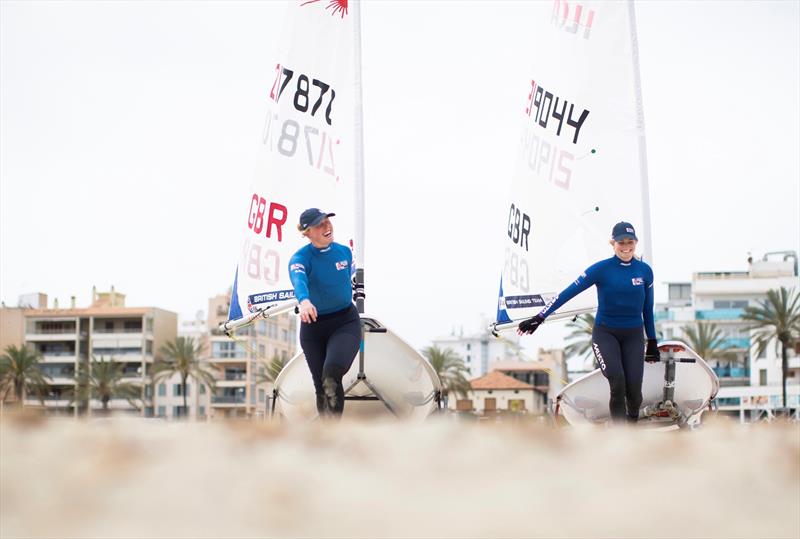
top-left (153, 337), bottom-right (218, 417)
top-left (253, 354), bottom-right (286, 387)
top-left (741, 287), bottom-right (800, 409)
top-left (74, 356), bottom-right (142, 412)
top-left (564, 313), bottom-right (596, 367)
top-left (680, 322), bottom-right (736, 364)
top-left (422, 345), bottom-right (472, 405)
top-left (0, 345), bottom-right (50, 406)
top-left (253, 354), bottom-right (287, 415)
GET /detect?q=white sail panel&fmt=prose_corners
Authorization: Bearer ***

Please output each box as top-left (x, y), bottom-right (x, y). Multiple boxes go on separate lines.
top-left (497, 0), bottom-right (651, 324)
top-left (229, 1), bottom-right (359, 321)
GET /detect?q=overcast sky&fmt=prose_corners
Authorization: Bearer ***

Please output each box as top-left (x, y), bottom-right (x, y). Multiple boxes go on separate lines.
top-left (2, 1), bottom-right (798, 353)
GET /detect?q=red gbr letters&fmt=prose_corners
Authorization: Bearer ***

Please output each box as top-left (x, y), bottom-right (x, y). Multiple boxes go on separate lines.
top-left (247, 194), bottom-right (287, 242)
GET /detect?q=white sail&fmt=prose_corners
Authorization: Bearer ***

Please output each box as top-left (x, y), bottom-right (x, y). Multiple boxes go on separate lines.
top-left (224, 0), bottom-right (441, 421)
top-left (495, 0), bottom-right (653, 328)
top-left (227, 0), bottom-right (359, 324)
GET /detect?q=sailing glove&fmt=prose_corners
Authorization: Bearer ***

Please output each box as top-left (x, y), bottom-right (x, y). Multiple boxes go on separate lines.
top-left (351, 276), bottom-right (365, 302)
top-left (645, 339), bottom-right (660, 362)
top-left (518, 314), bottom-right (546, 335)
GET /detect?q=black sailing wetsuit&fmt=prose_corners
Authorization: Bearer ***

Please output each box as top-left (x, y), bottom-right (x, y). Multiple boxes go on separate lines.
top-left (539, 255), bottom-right (656, 422)
top-left (288, 242), bottom-right (360, 416)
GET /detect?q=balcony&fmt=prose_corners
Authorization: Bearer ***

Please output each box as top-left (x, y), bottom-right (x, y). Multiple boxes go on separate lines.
top-left (211, 395), bottom-right (247, 405)
top-left (654, 311), bottom-right (673, 321)
top-left (25, 396), bottom-right (71, 407)
top-left (93, 327), bottom-right (143, 334)
top-left (713, 366), bottom-right (750, 378)
top-left (695, 308), bottom-right (744, 321)
top-left (721, 337), bottom-right (750, 349)
top-left (40, 352), bottom-right (78, 363)
top-left (25, 332), bottom-right (78, 342)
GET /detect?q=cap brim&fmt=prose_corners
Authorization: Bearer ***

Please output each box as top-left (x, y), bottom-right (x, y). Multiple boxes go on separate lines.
top-left (308, 212), bottom-right (335, 228)
top-left (613, 234), bottom-right (637, 241)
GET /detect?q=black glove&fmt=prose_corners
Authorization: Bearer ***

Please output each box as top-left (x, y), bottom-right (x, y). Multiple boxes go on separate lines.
top-left (518, 314), bottom-right (546, 335)
top-left (352, 276), bottom-right (365, 302)
top-left (645, 339), bottom-right (660, 362)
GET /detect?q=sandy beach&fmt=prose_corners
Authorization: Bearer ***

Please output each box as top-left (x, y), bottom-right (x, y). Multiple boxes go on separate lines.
top-left (1, 412), bottom-right (798, 539)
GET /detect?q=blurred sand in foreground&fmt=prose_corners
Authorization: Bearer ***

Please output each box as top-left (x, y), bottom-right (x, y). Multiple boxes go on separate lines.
top-left (1, 412), bottom-right (798, 539)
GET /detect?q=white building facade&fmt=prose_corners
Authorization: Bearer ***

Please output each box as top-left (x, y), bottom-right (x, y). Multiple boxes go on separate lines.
top-left (432, 323), bottom-right (521, 379)
top-left (655, 252), bottom-right (799, 420)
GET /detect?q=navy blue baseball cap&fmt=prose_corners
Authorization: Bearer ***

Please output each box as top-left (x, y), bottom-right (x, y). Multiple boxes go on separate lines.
top-left (298, 208), bottom-right (335, 231)
top-left (612, 222), bottom-right (638, 241)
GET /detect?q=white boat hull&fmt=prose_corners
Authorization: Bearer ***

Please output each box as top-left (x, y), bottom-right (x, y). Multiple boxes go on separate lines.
top-left (273, 315), bottom-right (441, 422)
top-left (556, 341), bottom-right (720, 427)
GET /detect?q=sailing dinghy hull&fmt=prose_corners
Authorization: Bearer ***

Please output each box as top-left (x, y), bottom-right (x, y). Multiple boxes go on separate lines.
top-left (273, 315), bottom-right (441, 422)
top-left (556, 341), bottom-right (720, 427)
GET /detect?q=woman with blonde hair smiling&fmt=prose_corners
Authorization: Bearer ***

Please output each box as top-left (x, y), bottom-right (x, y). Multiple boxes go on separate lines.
top-left (288, 208), bottom-right (360, 418)
top-left (517, 222), bottom-right (660, 423)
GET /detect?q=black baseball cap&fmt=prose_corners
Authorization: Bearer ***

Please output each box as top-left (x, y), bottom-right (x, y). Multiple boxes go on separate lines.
top-left (612, 222), bottom-right (638, 241)
top-left (298, 208), bottom-right (335, 231)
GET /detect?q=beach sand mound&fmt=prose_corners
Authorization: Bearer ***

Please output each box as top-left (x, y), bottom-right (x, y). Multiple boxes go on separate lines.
top-left (1, 413), bottom-right (798, 538)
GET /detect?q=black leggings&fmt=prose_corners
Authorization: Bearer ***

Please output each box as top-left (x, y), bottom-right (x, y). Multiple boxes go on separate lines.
top-left (591, 324), bottom-right (645, 423)
top-left (299, 305), bottom-right (361, 416)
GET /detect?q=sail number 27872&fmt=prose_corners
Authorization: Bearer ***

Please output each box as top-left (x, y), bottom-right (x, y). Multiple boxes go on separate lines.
top-left (269, 64), bottom-right (336, 126)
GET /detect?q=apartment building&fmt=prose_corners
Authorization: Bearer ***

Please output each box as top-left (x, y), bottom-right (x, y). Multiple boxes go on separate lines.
top-left (432, 319), bottom-right (522, 379)
top-left (205, 292), bottom-right (297, 419)
top-left (0, 288), bottom-right (176, 415)
top-left (655, 251), bottom-right (799, 420)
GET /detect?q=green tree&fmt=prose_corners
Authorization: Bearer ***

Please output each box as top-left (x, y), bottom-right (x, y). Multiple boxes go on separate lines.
top-left (741, 287), bottom-right (800, 409)
top-left (422, 345), bottom-right (472, 403)
top-left (74, 356), bottom-right (142, 412)
top-left (564, 313), bottom-right (596, 366)
top-left (255, 353), bottom-right (287, 385)
top-left (0, 344), bottom-right (50, 406)
top-left (153, 337), bottom-right (218, 417)
top-left (680, 322), bottom-right (737, 364)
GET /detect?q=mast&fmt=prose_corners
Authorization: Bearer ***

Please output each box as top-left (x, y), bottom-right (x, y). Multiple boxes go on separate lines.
top-left (352, 0), bottom-right (366, 313)
top-left (628, 0), bottom-right (654, 266)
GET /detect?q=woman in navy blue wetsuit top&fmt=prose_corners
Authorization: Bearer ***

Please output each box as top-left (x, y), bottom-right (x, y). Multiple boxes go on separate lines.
top-left (288, 208), bottom-right (360, 417)
top-left (517, 222), bottom-right (660, 423)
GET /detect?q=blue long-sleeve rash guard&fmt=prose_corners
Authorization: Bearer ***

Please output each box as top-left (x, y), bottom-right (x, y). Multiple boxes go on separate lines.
top-left (288, 242), bottom-right (355, 315)
top-left (539, 255), bottom-right (656, 339)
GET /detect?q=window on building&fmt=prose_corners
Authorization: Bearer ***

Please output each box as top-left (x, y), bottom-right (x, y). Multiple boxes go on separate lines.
top-left (157, 406), bottom-right (166, 417)
top-left (124, 320), bottom-right (142, 332)
top-left (145, 340), bottom-right (153, 355)
top-left (281, 350), bottom-right (288, 360)
top-left (668, 284), bottom-right (691, 301)
top-left (759, 369), bottom-right (767, 385)
top-left (144, 386), bottom-right (152, 398)
top-left (158, 384), bottom-right (166, 397)
top-left (259, 388), bottom-right (265, 402)
top-left (466, 355), bottom-right (471, 362)
top-left (713, 300), bottom-right (731, 309)
top-left (212, 341), bottom-right (245, 359)
top-left (282, 329), bottom-right (289, 342)
top-left (173, 406), bottom-right (185, 417)
top-left (259, 344), bottom-right (266, 357)
top-left (198, 406), bottom-right (206, 417)
top-left (199, 384), bottom-right (206, 395)
top-left (466, 343), bottom-right (471, 351)
top-left (105, 321), bottom-right (114, 331)
top-left (731, 300), bottom-right (748, 309)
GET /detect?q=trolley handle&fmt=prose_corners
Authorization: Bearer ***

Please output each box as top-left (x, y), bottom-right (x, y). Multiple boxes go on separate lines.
top-left (655, 357), bottom-right (696, 363)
